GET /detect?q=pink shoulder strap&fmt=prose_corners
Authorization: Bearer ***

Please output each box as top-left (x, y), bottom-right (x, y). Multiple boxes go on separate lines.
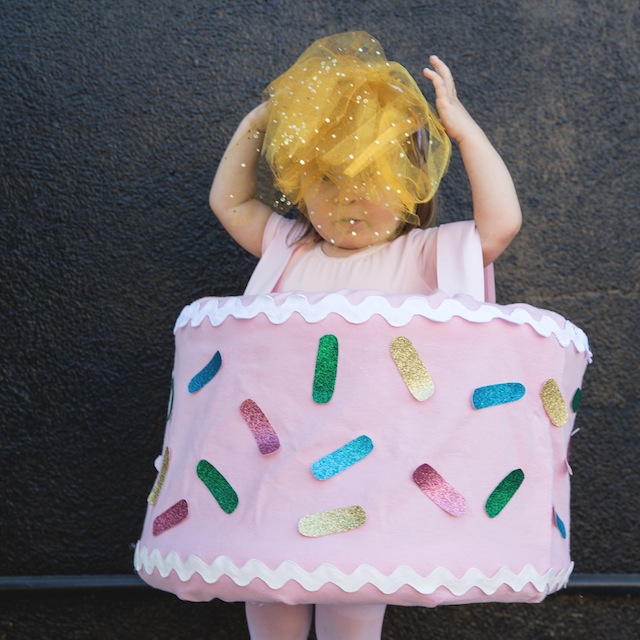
top-left (244, 215), bottom-right (313, 295)
top-left (436, 221), bottom-right (495, 303)
top-left (243, 215), bottom-right (297, 295)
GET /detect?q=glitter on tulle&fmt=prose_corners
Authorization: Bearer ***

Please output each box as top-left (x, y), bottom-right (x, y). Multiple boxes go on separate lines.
top-left (262, 31), bottom-right (451, 225)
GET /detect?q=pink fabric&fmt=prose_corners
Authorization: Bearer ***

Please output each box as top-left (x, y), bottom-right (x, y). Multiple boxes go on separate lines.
top-left (136, 291), bottom-right (589, 605)
top-left (245, 214), bottom-right (492, 301)
top-left (135, 215), bottom-right (587, 606)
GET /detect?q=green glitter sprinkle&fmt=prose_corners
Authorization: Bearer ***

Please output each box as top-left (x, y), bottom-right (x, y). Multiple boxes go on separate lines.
top-left (313, 334), bottom-right (338, 404)
top-left (485, 469), bottom-right (525, 518)
top-left (196, 459), bottom-right (238, 514)
top-left (572, 388), bottom-right (583, 413)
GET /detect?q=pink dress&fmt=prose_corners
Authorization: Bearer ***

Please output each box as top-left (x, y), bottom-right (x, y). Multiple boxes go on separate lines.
top-left (135, 214), bottom-right (590, 606)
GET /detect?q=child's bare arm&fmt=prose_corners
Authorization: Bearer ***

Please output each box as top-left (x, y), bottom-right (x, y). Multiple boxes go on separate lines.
top-left (209, 103), bottom-right (273, 257)
top-left (423, 56), bottom-right (522, 266)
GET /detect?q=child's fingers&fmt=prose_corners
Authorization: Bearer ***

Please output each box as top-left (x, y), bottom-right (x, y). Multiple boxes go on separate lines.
top-left (428, 56), bottom-right (456, 96)
top-left (423, 56), bottom-right (456, 99)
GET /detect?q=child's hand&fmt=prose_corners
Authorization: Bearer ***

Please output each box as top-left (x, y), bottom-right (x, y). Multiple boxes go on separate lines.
top-left (424, 55), bottom-right (522, 265)
top-left (423, 56), bottom-right (478, 145)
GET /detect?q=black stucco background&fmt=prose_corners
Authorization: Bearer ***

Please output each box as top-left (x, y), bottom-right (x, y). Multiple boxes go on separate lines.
top-left (1, 1), bottom-right (638, 638)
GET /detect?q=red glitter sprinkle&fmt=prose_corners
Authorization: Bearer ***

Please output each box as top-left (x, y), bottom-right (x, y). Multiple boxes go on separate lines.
top-left (152, 499), bottom-right (189, 536)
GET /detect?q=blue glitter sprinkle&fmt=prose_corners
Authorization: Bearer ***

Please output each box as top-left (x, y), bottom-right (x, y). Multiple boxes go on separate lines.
top-left (312, 435), bottom-right (374, 480)
top-left (188, 351), bottom-right (222, 393)
top-left (555, 511), bottom-right (567, 539)
top-left (472, 383), bottom-right (526, 409)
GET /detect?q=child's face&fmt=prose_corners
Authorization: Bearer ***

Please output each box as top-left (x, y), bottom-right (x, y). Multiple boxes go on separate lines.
top-left (303, 179), bottom-right (404, 251)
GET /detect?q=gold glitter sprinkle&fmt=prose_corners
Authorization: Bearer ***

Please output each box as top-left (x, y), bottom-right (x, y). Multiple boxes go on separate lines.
top-left (147, 446), bottom-right (170, 505)
top-left (541, 379), bottom-right (568, 427)
top-left (390, 336), bottom-right (434, 401)
top-left (297, 505), bottom-right (366, 537)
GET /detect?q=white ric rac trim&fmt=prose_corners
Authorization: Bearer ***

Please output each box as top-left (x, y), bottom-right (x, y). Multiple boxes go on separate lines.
top-left (134, 544), bottom-right (573, 596)
top-left (174, 292), bottom-right (591, 361)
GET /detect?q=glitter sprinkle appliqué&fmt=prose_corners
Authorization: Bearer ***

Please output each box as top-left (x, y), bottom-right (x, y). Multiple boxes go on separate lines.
top-left (313, 334), bottom-right (338, 404)
top-left (554, 510), bottom-right (567, 539)
top-left (311, 435), bottom-right (374, 480)
top-left (572, 388), bottom-right (583, 413)
top-left (485, 469), bottom-right (525, 518)
top-left (152, 499), bottom-right (189, 536)
top-left (413, 463), bottom-right (467, 516)
top-left (390, 336), bottom-right (434, 401)
top-left (188, 351), bottom-right (222, 393)
top-left (472, 383), bottom-right (525, 409)
top-left (240, 399), bottom-right (281, 455)
top-left (147, 446), bottom-right (170, 505)
top-left (541, 379), bottom-right (569, 426)
top-left (196, 460), bottom-right (239, 514)
top-left (298, 505), bottom-right (366, 537)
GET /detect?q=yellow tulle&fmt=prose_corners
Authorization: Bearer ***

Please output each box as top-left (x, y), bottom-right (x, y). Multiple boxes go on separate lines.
top-left (262, 31), bottom-right (451, 225)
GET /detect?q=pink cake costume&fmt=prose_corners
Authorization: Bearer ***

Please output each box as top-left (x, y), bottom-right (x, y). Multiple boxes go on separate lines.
top-left (135, 32), bottom-right (590, 606)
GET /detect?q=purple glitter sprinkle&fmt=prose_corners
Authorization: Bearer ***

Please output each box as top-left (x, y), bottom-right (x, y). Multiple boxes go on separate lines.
top-left (152, 499), bottom-right (189, 536)
top-left (413, 464), bottom-right (467, 517)
top-left (240, 399), bottom-right (281, 455)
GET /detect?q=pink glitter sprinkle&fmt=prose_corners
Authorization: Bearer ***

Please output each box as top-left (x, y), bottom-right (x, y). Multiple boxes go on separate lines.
top-left (240, 399), bottom-right (281, 455)
top-left (152, 499), bottom-right (189, 536)
top-left (413, 464), bottom-right (467, 517)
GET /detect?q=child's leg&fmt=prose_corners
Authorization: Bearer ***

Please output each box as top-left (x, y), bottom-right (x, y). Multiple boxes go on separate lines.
top-left (314, 603), bottom-right (387, 640)
top-left (245, 602), bottom-right (313, 640)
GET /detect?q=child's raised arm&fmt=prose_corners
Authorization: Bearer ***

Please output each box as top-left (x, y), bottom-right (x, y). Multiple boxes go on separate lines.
top-left (209, 103), bottom-right (273, 257)
top-left (423, 56), bottom-right (522, 266)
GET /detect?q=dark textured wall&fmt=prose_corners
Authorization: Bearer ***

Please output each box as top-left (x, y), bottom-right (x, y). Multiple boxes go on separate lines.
top-left (1, 0), bottom-right (638, 638)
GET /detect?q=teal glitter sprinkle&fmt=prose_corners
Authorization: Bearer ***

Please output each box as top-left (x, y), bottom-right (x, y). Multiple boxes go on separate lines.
top-left (312, 435), bottom-right (374, 480)
top-left (313, 334), bottom-right (338, 404)
top-left (572, 388), bottom-right (583, 413)
top-left (555, 510), bottom-right (567, 539)
top-left (188, 351), bottom-right (222, 393)
top-left (485, 469), bottom-right (525, 518)
top-left (472, 383), bottom-right (525, 409)
top-left (196, 459), bottom-right (238, 514)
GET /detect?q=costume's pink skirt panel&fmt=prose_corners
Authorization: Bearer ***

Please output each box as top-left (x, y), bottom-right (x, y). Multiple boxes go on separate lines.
top-left (135, 292), bottom-right (590, 606)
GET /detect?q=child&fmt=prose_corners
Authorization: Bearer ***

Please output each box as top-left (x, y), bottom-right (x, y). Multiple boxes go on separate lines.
top-left (208, 31), bottom-right (521, 639)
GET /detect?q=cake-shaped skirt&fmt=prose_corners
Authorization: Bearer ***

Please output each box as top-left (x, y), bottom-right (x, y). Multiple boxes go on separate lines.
top-left (135, 290), bottom-right (591, 606)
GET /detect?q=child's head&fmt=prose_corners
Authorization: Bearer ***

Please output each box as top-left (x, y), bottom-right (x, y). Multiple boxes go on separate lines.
top-left (262, 31), bottom-right (451, 248)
